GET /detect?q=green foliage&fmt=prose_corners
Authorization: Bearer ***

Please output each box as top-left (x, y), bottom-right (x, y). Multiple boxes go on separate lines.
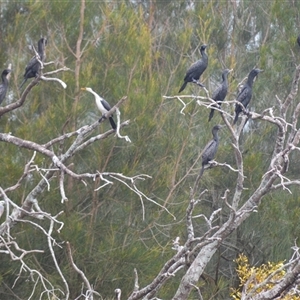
top-left (0, 0), bottom-right (300, 299)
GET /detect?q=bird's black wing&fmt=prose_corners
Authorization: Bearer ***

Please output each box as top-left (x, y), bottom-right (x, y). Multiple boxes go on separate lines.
top-left (233, 85), bottom-right (252, 124)
top-left (208, 86), bottom-right (222, 122)
top-left (209, 84), bottom-right (227, 122)
top-left (20, 58), bottom-right (39, 89)
top-left (101, 98), bottom-right (116, 129)
top-left (202, 140), bottom-right (218, 165)
top-left (212, 84), bottom-right (223, 101)
top-left (236, 85), bottom-right (251, 107)
top-left (184, 60), bottom-right (203, 81)
top-left (98, 98), bottom-right (116, 130)
top-left (101, 99), bottom-right (112, 112)
top-left (187, 60), bottom-right (201, 73)
top-left (24, 56), bottom-right (37, 74)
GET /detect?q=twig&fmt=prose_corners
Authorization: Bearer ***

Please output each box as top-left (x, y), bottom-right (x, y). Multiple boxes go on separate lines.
top-left (47, 218), bottom-right (70, 299)
top-left (40, 75), bottom-right (67, 89)
top-left (109, 173), bottom-right (176, 221)
top-left (133, 268), bottom-right (139, 292)
top-left (66, 242), bottom-right (100, 300)
top-left (115, 107), bottom-right (131, 142)
top-left (59, 170), bottom-right (68, 203)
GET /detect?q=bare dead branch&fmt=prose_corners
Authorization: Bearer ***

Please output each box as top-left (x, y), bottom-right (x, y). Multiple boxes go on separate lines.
top-left (40, 75), bottom-right (67, 89)
top-left (281, 64), bottom-right (300, 116)
top-left (109, 173), bottom-right (176, 220)
top-left (66, 242), bottom-right (100, 299)
top-left (115, 107), bottom-right (131, 142)
top-left (59, 170), bottom-right (68, 203)
top-left (133, 268), bottom-right (139, 292)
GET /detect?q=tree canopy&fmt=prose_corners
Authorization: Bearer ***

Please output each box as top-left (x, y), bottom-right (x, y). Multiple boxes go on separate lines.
top-left (1, 1), bottom-right (300, 299)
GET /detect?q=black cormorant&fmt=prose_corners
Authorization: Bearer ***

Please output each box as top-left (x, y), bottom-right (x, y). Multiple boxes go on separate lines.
top-left (0, 69), bottom-right (11, 105)
top-left (20, 37), bottom-right (47, 89)
top-left (208, 69), bottom-right (232, 122)
top-left (199, 124), bottom-right (222, 177)
top-left (178, 44), bottom-right (208, 93)
top-left (81, 87), bottom-right (116, 130)
top-left (233, 68), bottom-right (263, 125)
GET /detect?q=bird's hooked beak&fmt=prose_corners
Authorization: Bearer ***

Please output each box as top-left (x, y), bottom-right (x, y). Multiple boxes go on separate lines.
top-left (254, 69), bottom-right (263, 82)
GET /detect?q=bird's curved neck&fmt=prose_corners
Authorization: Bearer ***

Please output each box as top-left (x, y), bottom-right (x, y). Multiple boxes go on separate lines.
top-left (247, 73), bottom-right (257, 87)
top-left (1, 74), bottom-right (7, 84)
top-left (222, 73), bottom-right (228, 84)
top-left (89, 89), bottom-right (99, 100)
top-left (201, 49), bottom-right (208, 61)
top-left (212, 130), bottom-right (219, 141)
top-left (89, 90), bottom-right (103, 107)
top-left (38, 41), bottom-right (45, 58)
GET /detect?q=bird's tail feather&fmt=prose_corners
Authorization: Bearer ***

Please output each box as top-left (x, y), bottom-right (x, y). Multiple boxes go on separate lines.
top-left (233, 113), bottom-right (239, 125)
top-left (178, 81), bottom-right (187, 93)
top-left (208, 109), bottom-right (215, 122)
top-left (19, 78), bottom-right (27, 90)
top-left (109, 117), bottom-right (116, 130)
top-left (199, 165), bottom-right (205, 177)
top-left (98, 116), bottom-right (116, 130)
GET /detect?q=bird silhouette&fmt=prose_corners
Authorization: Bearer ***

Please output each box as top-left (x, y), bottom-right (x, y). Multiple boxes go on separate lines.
top-left (20, 37), bottom-right (47, 89)
top-left (208, 69), bottom-right (232, 122)
top-left (199, 124), bottom-right (222, 177)
top-left (233, 68), bottom-right (263, 125)
top-left (178, 44), bottom-right (208, 93)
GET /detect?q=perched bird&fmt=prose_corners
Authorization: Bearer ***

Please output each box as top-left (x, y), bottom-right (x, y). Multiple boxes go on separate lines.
top-left (178, 44), bottom-right (208, 93)
top-left (0, 69), bottom-right (11, 105)
top-left (20, 37), bottom-right (47, 89)
top-left (199, 125), bottom-right (222, 177)
top-left (208, 69), bottom-right (232, 122)
top-left (81, 87), bottom-right (116, 130)
top-left (233, 68), bottom-right (263, 125)
top-left (297, 34), bottom-right (300, 47)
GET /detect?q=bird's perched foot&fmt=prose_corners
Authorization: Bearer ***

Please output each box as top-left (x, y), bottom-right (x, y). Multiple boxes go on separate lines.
top-left (246, 110), bottom-right (252, 118)
top-left (196, 81), bottom-right (205, 88)
top-left (98, 115), bottom-right (106, 122)
top-left (192, 78), bottom-right (205, 87)
top-left (207, 160), bottom-right (218, 169)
